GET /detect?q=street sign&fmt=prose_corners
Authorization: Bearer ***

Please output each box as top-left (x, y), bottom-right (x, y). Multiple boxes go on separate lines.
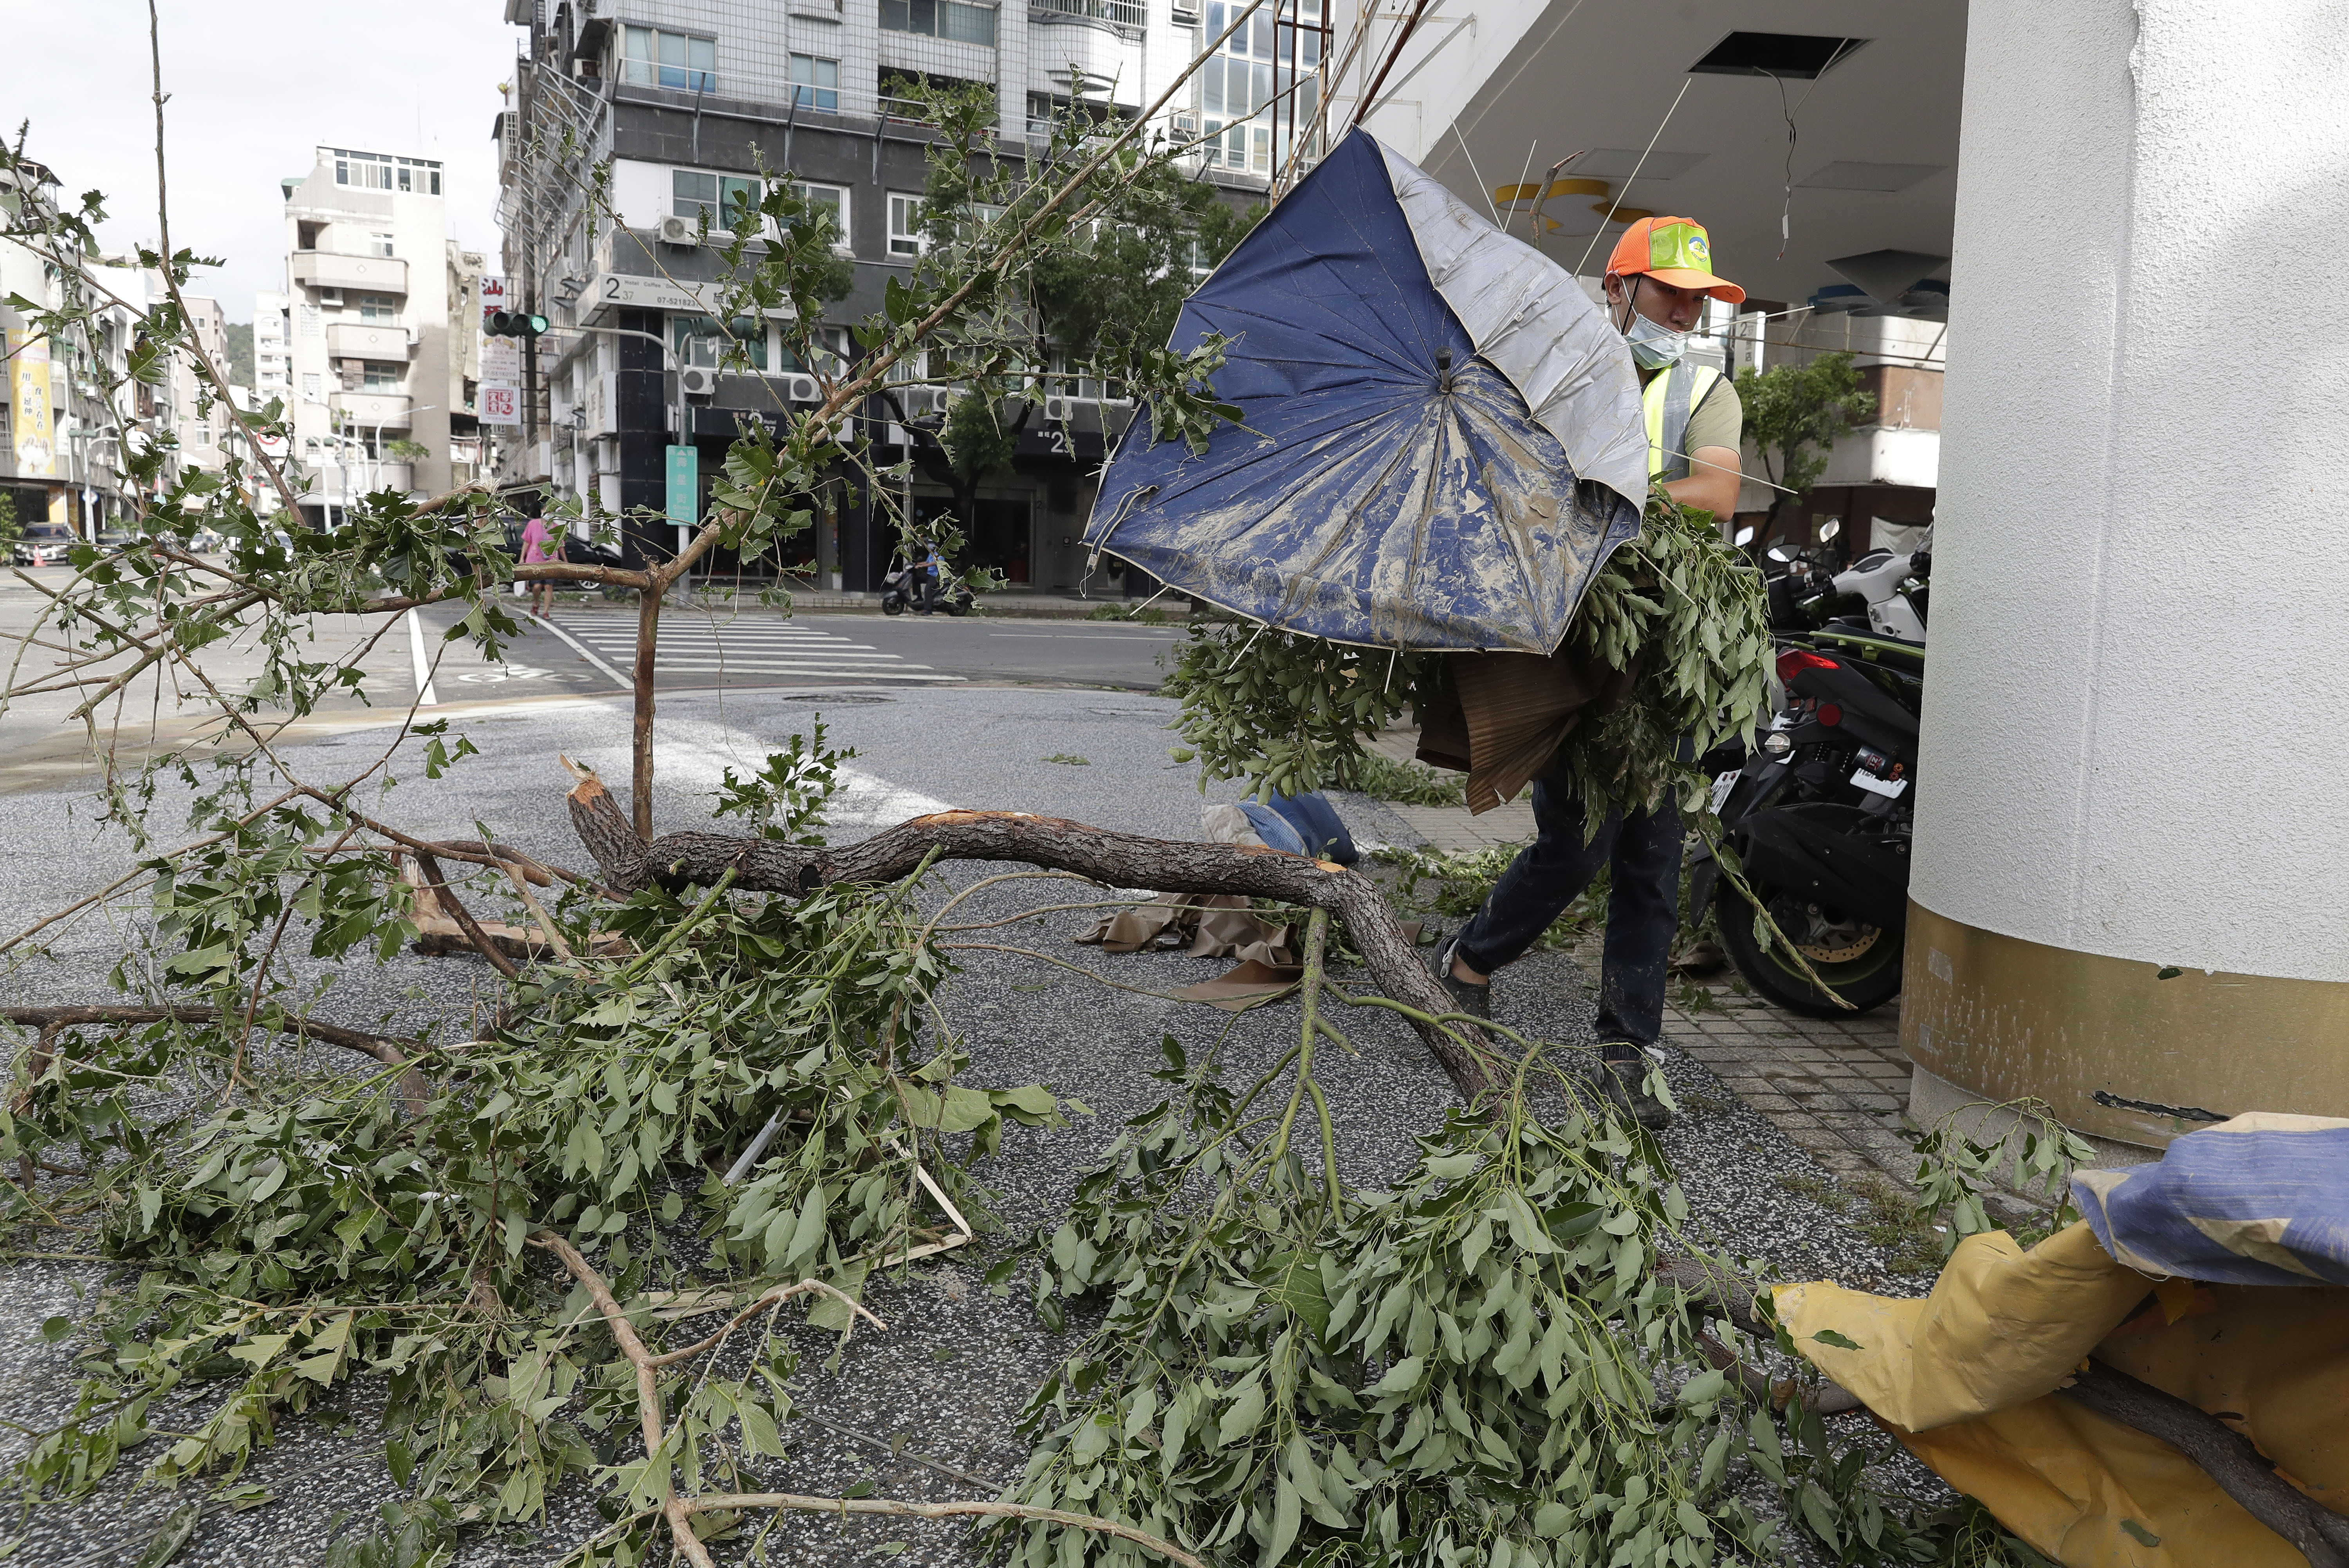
top-left (479, 384), bottom-right (521, 427)
top-left (666, 444), bottom-right (698, 527)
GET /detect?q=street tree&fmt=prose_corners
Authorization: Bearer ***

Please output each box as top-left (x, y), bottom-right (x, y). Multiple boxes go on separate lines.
top-left (1732, 350), bottom-right (1877, 540)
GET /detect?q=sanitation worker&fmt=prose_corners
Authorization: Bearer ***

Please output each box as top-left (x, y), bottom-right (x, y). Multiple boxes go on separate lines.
top-left (1432, 216), bottom-right (1746, 1130)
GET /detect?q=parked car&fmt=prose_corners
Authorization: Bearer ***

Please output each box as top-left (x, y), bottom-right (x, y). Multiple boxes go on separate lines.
top-left (11, 522), bottom-right (76, 567)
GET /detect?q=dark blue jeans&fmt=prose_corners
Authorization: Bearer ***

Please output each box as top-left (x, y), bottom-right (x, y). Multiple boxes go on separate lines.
top-left (1452, 777), bottom-right (1683, 1052)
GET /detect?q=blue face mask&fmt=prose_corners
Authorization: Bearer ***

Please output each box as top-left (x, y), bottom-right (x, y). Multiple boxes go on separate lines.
top-left (1622, 311), bottom-right (1689, 370)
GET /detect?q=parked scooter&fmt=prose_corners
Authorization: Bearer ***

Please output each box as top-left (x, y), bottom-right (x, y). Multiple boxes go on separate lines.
top-left (1689, 525), bottom-right (1928, 1015)
top-left (880, 560), bottom-right (973, 616)
top-left (1766, 518), bottom-right (1931, 645)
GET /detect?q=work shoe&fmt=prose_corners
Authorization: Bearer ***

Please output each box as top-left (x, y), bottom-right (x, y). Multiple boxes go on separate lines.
top-left (1598, 1050), bottom-right (1673, 1131)
top-left (1430, 935), bottom-right (1492, 1022)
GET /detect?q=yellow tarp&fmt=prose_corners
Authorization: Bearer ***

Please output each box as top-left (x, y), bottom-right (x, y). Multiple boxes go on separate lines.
top-left (1775, 1223), bottom-right (2349, 1567)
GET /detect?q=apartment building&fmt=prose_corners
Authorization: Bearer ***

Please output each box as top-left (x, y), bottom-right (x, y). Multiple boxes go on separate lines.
top-left (254, 290), bottom-right (294, 408)
top-left (280, 146), bottom-right (456, 521)
top-left (173, 294), bottom-right (234, 480)
top-left (0, 158), bottom-right (143, 536)
top-left (495, 0), bottom-right (1296, 590)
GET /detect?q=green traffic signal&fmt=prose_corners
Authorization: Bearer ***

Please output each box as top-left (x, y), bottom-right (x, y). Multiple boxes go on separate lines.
top-left (486, 311), bottom-right (550, 339)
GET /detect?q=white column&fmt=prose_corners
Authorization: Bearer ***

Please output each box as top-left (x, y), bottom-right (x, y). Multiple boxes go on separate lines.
top-left (1904, 0), bottom-right (2349, 1151)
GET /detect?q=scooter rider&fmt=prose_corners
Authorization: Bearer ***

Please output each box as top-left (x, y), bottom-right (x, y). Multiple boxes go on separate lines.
top-left (1433, 217), bottom-right (1747, 1130)
top-left (916, 541), bottom-right (946, 614)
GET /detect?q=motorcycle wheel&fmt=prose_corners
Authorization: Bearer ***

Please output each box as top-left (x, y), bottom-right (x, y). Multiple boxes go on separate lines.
top-left (882, 594), bottom-right (905, 616)
top-left (1713, 875), bottom-right (1906, 1016)
top-left (945, 598), bottom-right (970, 617)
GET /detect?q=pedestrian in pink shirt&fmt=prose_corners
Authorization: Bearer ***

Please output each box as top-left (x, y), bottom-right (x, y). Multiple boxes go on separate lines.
top-left (520, 515), bottom-right (557, 617)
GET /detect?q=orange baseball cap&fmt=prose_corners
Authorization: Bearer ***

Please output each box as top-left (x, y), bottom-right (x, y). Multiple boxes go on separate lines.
top-left (1605, 217), bottom-right (1745, 304)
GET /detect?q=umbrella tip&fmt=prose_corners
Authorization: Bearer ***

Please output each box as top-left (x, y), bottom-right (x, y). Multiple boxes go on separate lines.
top-left (1436, 348), bottom-right (1455, 392)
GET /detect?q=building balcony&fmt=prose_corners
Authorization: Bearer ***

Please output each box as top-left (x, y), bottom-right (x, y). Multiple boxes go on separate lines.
top-left (1031, 0), bottom-right (1145, 27)
top-left (325, 322), bottom-right (415, 359)
top-left (291, 251), bottom-right (409, 294)
top-left (328, 391), bottom-right (413, 427)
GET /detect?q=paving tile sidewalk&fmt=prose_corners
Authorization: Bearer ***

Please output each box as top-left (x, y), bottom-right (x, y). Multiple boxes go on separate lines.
top-left (1365, 724), bottom-right (1921, 1193)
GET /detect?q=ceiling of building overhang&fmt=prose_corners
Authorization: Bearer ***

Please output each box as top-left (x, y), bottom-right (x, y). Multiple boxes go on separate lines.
top-left (1357, 0), bottom-right (1967, 311)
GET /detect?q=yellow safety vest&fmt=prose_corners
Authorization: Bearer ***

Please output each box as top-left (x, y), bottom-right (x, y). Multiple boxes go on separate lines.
top-left (1643, 360), bottom-right (1725, 481)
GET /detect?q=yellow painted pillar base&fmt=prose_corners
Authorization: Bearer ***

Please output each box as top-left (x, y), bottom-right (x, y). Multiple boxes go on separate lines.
top-left (1898, 900), bottom-right (2349, 1152)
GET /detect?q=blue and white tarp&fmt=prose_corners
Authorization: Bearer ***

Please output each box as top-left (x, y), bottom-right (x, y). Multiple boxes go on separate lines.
top-left (2071, 1113), bottom-right (2349, 1287)
top-left (1084, 129), bottom-right (1647, 653)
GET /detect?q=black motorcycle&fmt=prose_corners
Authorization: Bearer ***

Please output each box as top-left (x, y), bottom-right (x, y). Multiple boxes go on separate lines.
top-left (1689, 547), bottom-right (1926, 1015)
top-left (880, 561), bottom-right (972, 616)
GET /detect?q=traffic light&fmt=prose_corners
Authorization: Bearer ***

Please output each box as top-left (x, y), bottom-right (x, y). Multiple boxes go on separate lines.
top-left (485, 311), bottom-right (550, 339)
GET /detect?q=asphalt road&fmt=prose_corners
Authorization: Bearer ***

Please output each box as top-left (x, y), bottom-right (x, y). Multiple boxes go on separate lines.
top-left (539, 606), bottom-right (1183, 691)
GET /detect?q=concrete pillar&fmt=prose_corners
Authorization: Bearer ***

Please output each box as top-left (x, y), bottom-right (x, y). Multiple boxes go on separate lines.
top-left (1904, 0), bottom-right (2349, 1156)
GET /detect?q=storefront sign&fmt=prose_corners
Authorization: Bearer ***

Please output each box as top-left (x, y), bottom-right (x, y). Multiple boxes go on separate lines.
top-left (9, 332), bottom-right (57, 477)
top-left (579, 273), bottom-right (794, 322)
top-left (479, 384), bottom-right (521, 427)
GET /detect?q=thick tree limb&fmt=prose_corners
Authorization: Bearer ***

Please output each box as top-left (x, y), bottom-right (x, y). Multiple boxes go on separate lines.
top-left (1658, 1254), bottom-right (1865, 1415)
top-left (563, 772), bottom-right (1501, 1101)
top-left (413, 850), bottom-right (523, 980)
top-left (2057, 1359), bottom-right (2349, 1568)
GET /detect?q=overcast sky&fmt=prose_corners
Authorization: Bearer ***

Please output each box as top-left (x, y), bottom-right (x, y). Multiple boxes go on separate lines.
top-left (11, 0), bottom-right (525, 320)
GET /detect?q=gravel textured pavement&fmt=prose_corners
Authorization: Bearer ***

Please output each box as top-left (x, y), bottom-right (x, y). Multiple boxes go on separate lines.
top-left (0, 684), bottom-right (1931, 1565)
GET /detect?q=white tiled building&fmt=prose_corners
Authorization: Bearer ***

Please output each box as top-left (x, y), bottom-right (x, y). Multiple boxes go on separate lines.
top-left (278, 146), bottom-right (456, 519)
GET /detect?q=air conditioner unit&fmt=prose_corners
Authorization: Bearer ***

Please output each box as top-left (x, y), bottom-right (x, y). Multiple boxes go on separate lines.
top-left (1172, 112), bottom-right (1199, 139)
top-left (1048, 395), bottom-right (1104, 434)
top-left (657, 215), bottom-right (699, 246)
top-left (894, 386), bottom-right (948, 419)
top-left (679, 366), bottom-right (718, 397)
top-left (784, 373), bottom-right (821, 404)
top-left (316, 287), bottom-right (344, 307)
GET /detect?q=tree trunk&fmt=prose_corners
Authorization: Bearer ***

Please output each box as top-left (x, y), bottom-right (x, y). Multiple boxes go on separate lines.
top-left (565, 774), bottom-right (1500, 1101)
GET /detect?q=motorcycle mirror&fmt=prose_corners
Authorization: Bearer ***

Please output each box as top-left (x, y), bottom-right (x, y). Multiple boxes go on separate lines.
top-left (1734, 526), bottom-right (1756, 546)
top-left (1818, 518), bottom-right (1842, 542)
top-left (1764, 543), bottom-right (1794, 563)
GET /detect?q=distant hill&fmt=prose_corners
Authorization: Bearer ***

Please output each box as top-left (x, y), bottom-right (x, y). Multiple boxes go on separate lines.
top-left (224, 322), bottom-right (253, 390)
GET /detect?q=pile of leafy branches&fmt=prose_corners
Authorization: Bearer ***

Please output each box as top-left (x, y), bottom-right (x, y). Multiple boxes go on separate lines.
top-left (6, 758), bottom-right (1075, 1564)
top-left (1159, 493), bottom-right (1768, 822)
top-left (1160, 628), bottom-right (1437, 802)
top-left (997, 918), bottom-right (2059, 1568)
top-left (1552, 493), bottom-right (1772, 825)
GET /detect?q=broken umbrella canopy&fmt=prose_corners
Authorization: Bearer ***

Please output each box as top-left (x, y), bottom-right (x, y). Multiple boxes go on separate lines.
top-left (1085, 127), bottom-right (1649, 654)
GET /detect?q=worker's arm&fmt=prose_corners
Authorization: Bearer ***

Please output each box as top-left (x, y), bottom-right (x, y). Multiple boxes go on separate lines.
top-left (1665, 446), bottom-right (1741, 522)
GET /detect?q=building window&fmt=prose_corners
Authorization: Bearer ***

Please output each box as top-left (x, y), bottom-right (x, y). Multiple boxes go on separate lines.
top-left (1198, 0), bottom-right (1319, 175)
top-left (789, 54), bottom-right (839, 111)
top-left (671, 315), bottom-right (768, 371)
top-left (791, 182), bottom-right (852, 249)
top-left (623, 27), bottom-right (718, 92)
top-left (361, 361), bottom-right (404, 392)
top-left (888, 193), bottom-right (926, 257)
top-left (673, 170), bottom-right (763, 230)
top-left (369, 232), bottom-right (395, 258)
top-left (879, 0), bottom-right (998, 45)
top-left (332, 150), bottom-right (442, 195)
top-left (356, 294), bottom-right (398, 322)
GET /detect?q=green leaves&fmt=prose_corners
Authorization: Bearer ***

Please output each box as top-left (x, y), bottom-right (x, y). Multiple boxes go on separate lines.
top-left (1161, 623), bottom-right (1434, 801)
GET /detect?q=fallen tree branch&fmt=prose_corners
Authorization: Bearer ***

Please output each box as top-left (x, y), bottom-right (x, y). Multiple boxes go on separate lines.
top-left (1658, 1254), bottom-right (1866, 1416)
top-left (2057, 1359), bottom-right (2349, 1568)
top-left (563, 772), bottom-right (1501, 1101)
top-left (529, 1231), bottom-right (1205, 1568)
top-left (2, 1005), bottom-right (415, 1068)
top-left (413, 850), bottom-right (522, 980)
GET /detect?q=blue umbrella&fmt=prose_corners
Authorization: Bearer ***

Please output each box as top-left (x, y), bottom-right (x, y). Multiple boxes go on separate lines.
top-left (1084, 128), bottom-right (1651, 654)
